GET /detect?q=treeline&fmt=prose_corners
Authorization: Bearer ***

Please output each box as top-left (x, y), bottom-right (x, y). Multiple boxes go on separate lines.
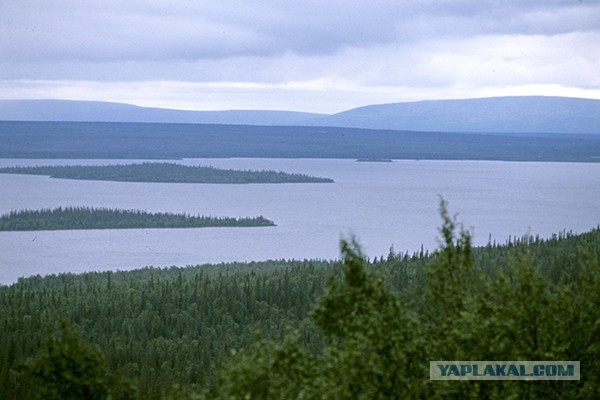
top-left (2, 121), bottom-right (600, 162)
top-left (0, 206), bottom-right (275, 231)
top-left (1, 210), bottom-right (599, 398)
top-left (0, 162), bottom-right (334, 184)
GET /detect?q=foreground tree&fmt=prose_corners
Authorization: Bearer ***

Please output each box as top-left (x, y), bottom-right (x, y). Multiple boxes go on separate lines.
top-left (211, 237), bottom-right (425, 399)
top-left (23, 319), bottom-right (135, 400)
top-left (210, 201), bottom-right (600, 399)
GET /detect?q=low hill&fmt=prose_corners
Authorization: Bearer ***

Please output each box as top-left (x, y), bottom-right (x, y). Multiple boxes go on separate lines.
top-left (308, 96), bottom-right (600, 134)
top-left (2, 96), bottom-right (600, 135)
top-left (0, 99), bottom-right (324, 126)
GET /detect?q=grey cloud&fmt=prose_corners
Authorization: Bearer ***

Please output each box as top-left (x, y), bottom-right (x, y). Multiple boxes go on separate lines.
top-left (0, 5), bottom-right (272, 62)
top-left (2, 0), bottom-right (600, 113)
top-left (2, 0), bottom-right (599, 65)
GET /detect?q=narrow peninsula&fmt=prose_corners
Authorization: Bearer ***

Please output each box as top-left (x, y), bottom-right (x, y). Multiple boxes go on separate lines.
top-left (0, 207), bottom-right (275, 231)
top-left (0, 162), bottom-right (334, 184)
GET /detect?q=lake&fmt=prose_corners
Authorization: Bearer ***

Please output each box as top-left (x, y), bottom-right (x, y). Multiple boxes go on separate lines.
top-left (1, 158), bottom-right (599, 285)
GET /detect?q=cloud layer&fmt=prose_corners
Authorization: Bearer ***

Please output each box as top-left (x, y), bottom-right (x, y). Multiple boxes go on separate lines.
top-left (1, 0), bottom-right (599, 112)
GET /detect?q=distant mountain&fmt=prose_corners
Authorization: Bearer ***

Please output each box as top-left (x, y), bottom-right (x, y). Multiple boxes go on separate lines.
top-left (308, 96), bottom-right (600, 135)
top-left (2, 96), bottom-right (599, 134)
top-left (0, 99), bottom-right (325, 126)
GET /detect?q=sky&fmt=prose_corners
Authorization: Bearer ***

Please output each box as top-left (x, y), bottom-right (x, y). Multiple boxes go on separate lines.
top-left (1, 0), bottom-right (600, 114)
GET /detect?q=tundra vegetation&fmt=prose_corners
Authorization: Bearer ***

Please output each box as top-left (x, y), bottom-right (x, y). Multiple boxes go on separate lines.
top-left (1, 202), bottom-right (599, 399)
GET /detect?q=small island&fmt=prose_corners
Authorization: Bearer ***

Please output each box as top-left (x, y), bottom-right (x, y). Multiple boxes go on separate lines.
top-left (356, 158), bottom-right (393, 163)
top-left (0, 207), bottom-right (276, 231)
top-left (0, 162), bottom-right (334, 184)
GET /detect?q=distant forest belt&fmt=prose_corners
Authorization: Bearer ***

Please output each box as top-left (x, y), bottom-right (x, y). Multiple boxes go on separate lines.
top-left (0, 207), bottom-right (276, 231)
top-left (0, 162), bottom-right (334, 184)
top-left (1, 121), bottom-right (600, 162)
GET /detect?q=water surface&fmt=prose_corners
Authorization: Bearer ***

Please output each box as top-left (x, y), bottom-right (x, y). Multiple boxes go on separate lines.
top-left (1, 158), bottom-right (598, 284)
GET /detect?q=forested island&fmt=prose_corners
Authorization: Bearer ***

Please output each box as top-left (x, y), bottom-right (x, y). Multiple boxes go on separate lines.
top-left (356, 158), bottom-right (393, 162)
top-left (0, 206), bottom-right (275, 231)
top-left (1, 206), bottom-right (599, 399)
top-left (0, 162), bottom-right (334, 184)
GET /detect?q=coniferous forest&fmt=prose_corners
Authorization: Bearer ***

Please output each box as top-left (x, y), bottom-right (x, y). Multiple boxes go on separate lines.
top-left (1, 121), bottom-right (600, 162)
top-left (1, 203), bottom-right (599, 399)
top-left (0, 207), bottom-right (275, 231)
top-left (0, 163), bottom-right (334, 184)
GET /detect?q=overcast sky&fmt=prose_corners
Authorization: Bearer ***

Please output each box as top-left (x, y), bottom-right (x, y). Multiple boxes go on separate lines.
top-left (1, 0), bottom-right (599, 113)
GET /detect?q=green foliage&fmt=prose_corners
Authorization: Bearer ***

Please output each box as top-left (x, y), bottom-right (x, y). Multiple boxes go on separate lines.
top-left (211, 203), bottom-right (600, 399)
top-left (0, 162), bottom-right (334, 184)
top-left (417, 202), bottom-right (600, 399)
top-left (0, 206), bottom-right (275, 231)
top-left (310, 239), bottom-right (424, 399)
top-left (211, 333), bottom-right (319, 400)
top-left (0, 260), bottom-right (335, 399)
top-left (422, 198), bottom-right (478, 360)
top-left (22, 319), bottom-right (135, 400)
top-left (211, 239), bottom-right (425, 399)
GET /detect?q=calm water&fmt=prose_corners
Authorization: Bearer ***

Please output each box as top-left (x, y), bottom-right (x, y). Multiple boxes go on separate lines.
top-left (1, 158), bottom-right (599, 284)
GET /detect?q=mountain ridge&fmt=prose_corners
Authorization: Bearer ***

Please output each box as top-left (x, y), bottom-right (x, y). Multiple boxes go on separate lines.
top-left (0, 99), bottom-right (325, 126)
top-left (307, 96), bottom-right (600, 134)
top-left (1, 96), bottom-right (599, 134)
